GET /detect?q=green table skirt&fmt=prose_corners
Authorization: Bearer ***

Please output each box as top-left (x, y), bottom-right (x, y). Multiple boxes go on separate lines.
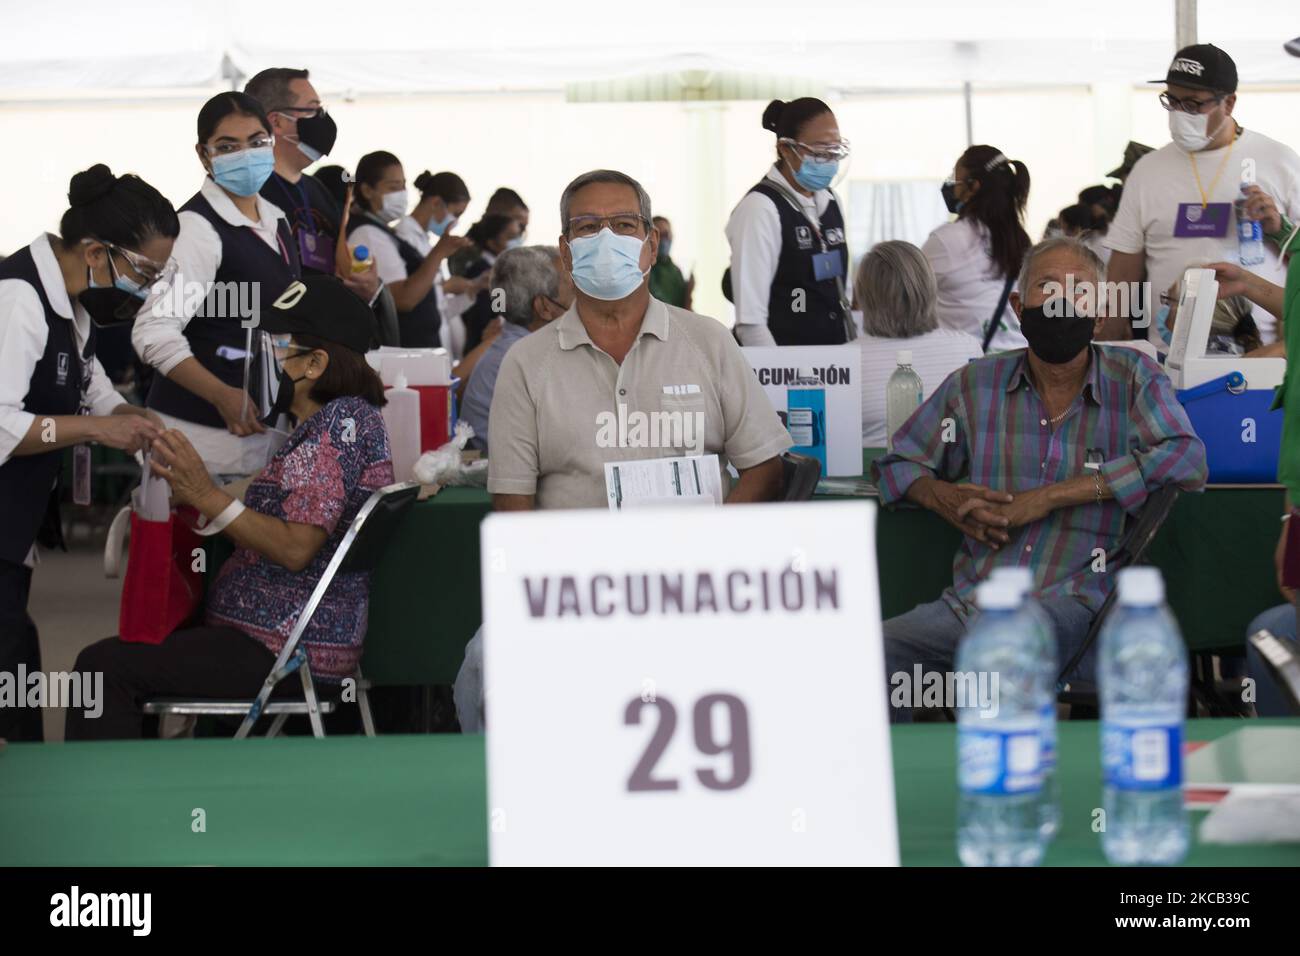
top-left (3, 720), bottom-right (1295, 866)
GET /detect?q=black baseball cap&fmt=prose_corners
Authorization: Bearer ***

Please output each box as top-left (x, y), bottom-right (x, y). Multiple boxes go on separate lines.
top-left (261, 275), bottom-right (377, 354)
top-left (1151, 43), bottom-right (1238, 94)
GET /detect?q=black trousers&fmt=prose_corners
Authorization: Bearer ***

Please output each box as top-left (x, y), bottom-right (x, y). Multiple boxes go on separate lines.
top-left (0, 559), bottom-right (43, 742)
top-left (65, 626), bottom-right (276, 740)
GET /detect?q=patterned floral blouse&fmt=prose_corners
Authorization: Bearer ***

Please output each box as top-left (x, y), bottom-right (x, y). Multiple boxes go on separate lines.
top-left (206, 396), bottom-right (395, 682)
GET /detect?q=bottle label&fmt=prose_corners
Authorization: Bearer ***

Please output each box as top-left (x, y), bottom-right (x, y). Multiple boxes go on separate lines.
top-left (958, 727), bottom-right (1043, 795)
top-left (1102, 721), bottom-right (1182, 791)
top-left (1039, 702), bottom-right (1057, 771)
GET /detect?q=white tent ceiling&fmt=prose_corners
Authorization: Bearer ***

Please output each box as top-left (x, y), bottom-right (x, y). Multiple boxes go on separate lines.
top-left (2, 0), bottom-right (1297, 98)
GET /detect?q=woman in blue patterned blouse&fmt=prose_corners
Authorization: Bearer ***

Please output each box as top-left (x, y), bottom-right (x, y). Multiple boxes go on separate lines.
top-left (67, 276), bottom-right (394, 739)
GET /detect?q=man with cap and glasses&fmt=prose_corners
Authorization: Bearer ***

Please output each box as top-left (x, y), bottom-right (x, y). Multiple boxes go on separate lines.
top-left (1100, 43), bottom-right (1300, 349)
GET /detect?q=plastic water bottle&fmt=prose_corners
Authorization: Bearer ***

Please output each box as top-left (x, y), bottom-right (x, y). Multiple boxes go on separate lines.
top-left (990, 567), bottom-right (1059, 840)
top-left (956, 579), bottom-right (1050, 867)
top-left (885, 350), bottom-right (924, 452)
top-left (351, 244), bottom-right (373, 273)
top-left (1236, 183), bottom-right (1265, 266)
top-left (1098, 567), bottom-right (1190, 865)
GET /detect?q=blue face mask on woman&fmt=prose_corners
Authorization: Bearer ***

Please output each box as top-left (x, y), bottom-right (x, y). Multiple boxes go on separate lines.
top-left (210, 146), bottom-right (276, 197)
top-left (794, 158), bottom-right (838, 192)
top-left (568, 228), bottom-right (649, 301)
top-left (430, 211), bottom-right (456, 236)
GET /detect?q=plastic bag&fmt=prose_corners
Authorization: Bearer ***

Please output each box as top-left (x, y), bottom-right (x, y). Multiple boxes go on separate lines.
top-left (413, 421), bottom-right (488, 487)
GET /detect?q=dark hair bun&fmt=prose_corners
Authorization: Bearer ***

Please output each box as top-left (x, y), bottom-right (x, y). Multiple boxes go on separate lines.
top-left (413, 170), bottom-right (434, 192)
top-left (761, 99), bottom-right (786, 133)
top-left (69, 164), bottom-right (117, 207)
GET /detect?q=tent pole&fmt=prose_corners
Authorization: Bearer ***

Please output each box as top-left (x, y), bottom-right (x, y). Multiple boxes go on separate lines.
top-left (1175, 0), bottom-right (1197, 50)
top-left (963, 81), bottom-right (973, 148)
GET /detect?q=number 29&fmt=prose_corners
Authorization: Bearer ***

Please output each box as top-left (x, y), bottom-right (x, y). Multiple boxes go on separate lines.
top-left (625, 693), bottom-right (752, 792)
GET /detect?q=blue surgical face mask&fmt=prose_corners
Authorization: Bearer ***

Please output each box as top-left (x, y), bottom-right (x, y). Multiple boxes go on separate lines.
top-left (210, 146), bottom-right (276, 197)
top-left (506, 237), bottom-right (524, 250)
top-left (568, 228), bottom-right (649, 301)
top-left (1155, 303), bottom-right (1173, 346)
top-left (794, 157), bottom-right (838, 192)
top-left (430, 210), bottom-right (456, 236)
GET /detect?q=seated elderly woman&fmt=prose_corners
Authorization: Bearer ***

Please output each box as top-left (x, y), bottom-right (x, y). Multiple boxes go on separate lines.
top-left (854, 240), bottom-right (982, 447)
top-left (66, 277), bottom-right (394, 740)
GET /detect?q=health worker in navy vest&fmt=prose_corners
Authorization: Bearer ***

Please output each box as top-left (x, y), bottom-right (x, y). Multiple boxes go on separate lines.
top-left (725, 97), bottom-right (855, 347)
top-left (347, 151), bottom-right (471, 349)
top-left (132, 92), bottom-right (302, 479)
top-left (458, 214), bottom-right (525, 354)
top-left (393, 170), bottom-right (488, 358)
top-left (0, 165), bottom-right (175, 742)
top-left (67, 276), bottom-right (394, 741)
top-left (244, 67), bottom-right (381, 303)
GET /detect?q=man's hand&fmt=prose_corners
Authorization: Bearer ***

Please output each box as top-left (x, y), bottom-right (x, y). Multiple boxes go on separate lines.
top-left (1240, 185), bottom-right (1283, 236)
top-left (963, 485), bottom-right (1054, 533)
top-left (341, 264), bottom-right (381, 303)
top-left (912, 478), bottom-right (1014, 548)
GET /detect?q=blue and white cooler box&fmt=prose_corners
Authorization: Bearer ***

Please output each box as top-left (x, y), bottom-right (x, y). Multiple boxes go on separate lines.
top-left (1166, 268), bottom-right (1286, 483)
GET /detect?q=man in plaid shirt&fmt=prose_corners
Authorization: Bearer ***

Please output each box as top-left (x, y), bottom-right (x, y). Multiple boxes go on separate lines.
top-left (873, 238), bottom-right (1207, 722)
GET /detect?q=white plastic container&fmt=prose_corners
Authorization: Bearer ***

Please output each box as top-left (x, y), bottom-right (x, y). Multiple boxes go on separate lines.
top-left (366, 347), bottom-right (453, 386)
top-left (382, 371), bottom-right (423, 483)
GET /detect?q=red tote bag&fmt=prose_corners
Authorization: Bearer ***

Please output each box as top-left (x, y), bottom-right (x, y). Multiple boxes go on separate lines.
top-left (117, 506), bottom-right (204, 644)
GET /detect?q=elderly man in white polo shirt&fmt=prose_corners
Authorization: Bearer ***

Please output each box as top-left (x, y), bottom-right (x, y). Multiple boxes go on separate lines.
top-left (454, 168), bottom-right (792, 729)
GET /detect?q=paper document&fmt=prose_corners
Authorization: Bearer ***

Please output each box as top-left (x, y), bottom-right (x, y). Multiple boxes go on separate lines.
top-left (604, 454), bottom-right (723, 510)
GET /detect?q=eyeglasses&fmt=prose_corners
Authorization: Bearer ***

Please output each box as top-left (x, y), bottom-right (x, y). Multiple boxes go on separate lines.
top-left (1158, 91), bottom-right (1224, 114)
top-left (204, 135), bottom-right (276, 157)
top-left (273, 106), bottom-right (326, 118)
top-left (270, 337), bottom-right (314, 362)
top-left (567, 214), bottom-right (649, 239)
top-left (778, 137), bottom-right (851, 164)
top-left (86, 238), bottom-right (176, 286)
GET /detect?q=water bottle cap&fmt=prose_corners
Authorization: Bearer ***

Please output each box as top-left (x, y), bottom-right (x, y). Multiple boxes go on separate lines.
top-left (354, 245), bottom-right (370, 260)
top-left (797, 367), bottom-right (817, 381)
top-left (393, 371), bottom-right (408, 390)
top-left (975, 579), bottom-right (1020, 610)
top-left (896, 350), bottom-right (913, 366)
top-left (989, 567), bottom-right (1032, 596)
top-left (1117, 566), bottom-right (1164, 605)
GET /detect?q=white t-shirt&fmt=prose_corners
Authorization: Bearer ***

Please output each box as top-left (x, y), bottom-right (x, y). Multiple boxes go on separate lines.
top-left (1105, 128), bottom-right (1300, 347)
top-left (922, 218), bottom-right (1026, 352)
top-left (858, 327), bottom-right (983, 447)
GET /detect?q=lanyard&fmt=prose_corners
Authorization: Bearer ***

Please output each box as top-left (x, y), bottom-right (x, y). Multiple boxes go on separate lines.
top-left (1188, 132), bottom-right (1237, 208)
top-left (764, 175), bottom-right (834, 252)
top-left (275, 173), bottom-right (317, 236)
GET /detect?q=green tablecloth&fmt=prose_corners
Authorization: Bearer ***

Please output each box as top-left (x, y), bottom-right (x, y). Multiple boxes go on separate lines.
top-left (3, 720), bottom-right (1295, 866)
top-left (354, 453), bottom-right (1281, 684)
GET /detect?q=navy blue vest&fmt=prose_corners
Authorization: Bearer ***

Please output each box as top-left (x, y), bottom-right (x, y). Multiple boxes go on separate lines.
top-left (0, 245), bottom-right (92, 564)
top-left (750, 181), bottom-right (849, 346)
top-left (348, 213), bottom-right (441, 348)
top-left (146, 191), bottom-right (301, 428)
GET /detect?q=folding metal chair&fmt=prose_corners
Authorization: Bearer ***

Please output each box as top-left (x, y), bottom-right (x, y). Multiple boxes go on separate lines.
top-left (781, 452), bottom-right (823, 502)
top-left (143, 481), bottom-right (421, 738)
top-left (1056, 484), bottom-right (1181, 713)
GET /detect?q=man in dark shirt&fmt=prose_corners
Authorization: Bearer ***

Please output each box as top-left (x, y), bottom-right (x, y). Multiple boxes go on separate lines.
top-left (245, 67), bottom-right (379, 304)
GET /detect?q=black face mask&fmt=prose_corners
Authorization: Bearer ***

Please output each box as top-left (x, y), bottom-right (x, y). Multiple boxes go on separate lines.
top-left (940, 181), bottom-right (962, 214)
top-left (78, 285), bottom-right (145, 326)
top-left (295, 110), bottom-right (338, 158)
top-left (262, 366), bottom-right (307, 426)
top-left (1019, 300), bottom-right (1095, 365)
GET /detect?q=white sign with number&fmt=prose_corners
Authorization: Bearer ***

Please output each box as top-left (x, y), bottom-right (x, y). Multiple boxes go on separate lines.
top-left (481, 501), bottom-right (897, 866)
top-left (742, 344), bottom-right (864, 477)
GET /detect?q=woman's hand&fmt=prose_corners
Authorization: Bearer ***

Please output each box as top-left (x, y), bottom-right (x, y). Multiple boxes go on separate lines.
top-left (149, 429), bottom-right (218, 508)
top-left (93, 413), bottom-right (163, 454)
top-left (431, 232), bottom-right (471, 262)
top-left (213, 384), bottom-right (266, 436)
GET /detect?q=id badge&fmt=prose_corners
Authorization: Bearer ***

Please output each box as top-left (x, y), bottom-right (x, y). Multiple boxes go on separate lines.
top-left (1173, 202), bottom-right (1231, 238)
top-left (73, 444), bottom-right (92, 506)
top-left (811, 250), bottom-right (845, 282)
top-left (298, 229), bottom-right (333, 272)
